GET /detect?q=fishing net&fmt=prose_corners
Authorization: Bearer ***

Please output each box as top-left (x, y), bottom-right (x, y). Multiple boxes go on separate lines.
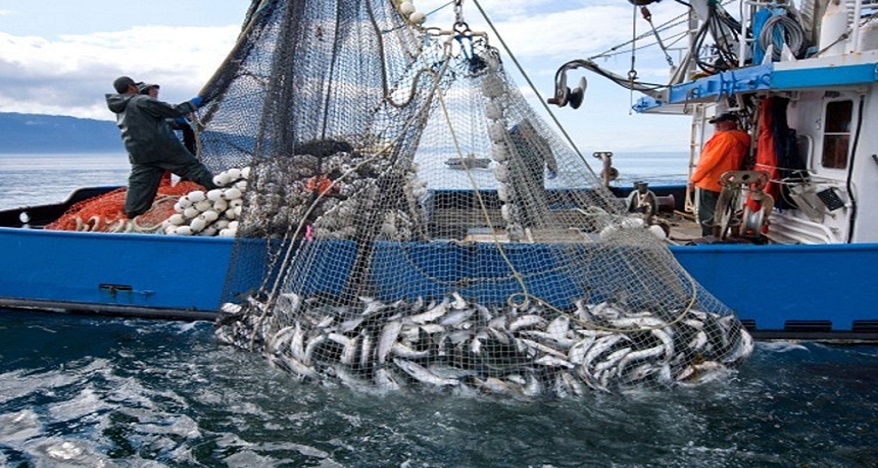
top-left (204, 0), bottom-right (753, 396)
top-left (45, 180), bottom-right (207, 233)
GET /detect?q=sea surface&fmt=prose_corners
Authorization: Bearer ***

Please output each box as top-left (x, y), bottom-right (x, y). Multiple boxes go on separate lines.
top-left (1, 153), bottom-right (876, 466)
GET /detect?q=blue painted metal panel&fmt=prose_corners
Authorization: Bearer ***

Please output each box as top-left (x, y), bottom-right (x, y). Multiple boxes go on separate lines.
top-left (772, 62), bottom-right (878, 89)
top-left (635, 61), bottom-right (877, 112)
top-left (670, 243), bottom-right (878, 331)
top-left (666, 65), bottom-right (773, 104)
top-left (0, 228), bottom-right (266, 313)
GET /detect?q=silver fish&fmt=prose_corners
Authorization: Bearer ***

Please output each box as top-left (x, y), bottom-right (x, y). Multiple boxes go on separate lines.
top-left (428, 364), bottom-right (475, 380)
top-left (720, 328), bottom-right (754, 365)
top-left (582, 334), bottom-right (629, 371)
top-left (339, 317), bottom-right (364, 333)
top-left (268, 325), bottom-right (297, 354)
top-left (393, 358), bottom-right (459, 387)
top-left (469, 331), bottom-right (488, 355)
top-left (407, 300), bottom-right (448, 324)
top-left (592, 346), bottom-right (632, 374)
top-left (574, 299), bottom-right (596, 322)
top-left (472, 377), bottom-right (517, 394)
top-left (590, 302), bottom-right (623, 320)
top-left (487, 316), bottom-right (508, 331)
top-left (440, 308), bottom-right (475, 327)
top-left (359, 331), bottom-right (373, 368)
top-left (650, 328), bottom-right (675, 360)
top-left (419, 324), bottom-right (446, 335)
top-left (518, 330), bottom-right (577, 350)
top-left (609, 316), bottom-right (667, 329)
top-left (622, 362), bottom-right (660, 383)
top-left (303, 334), bottom-right (326, 364)
top-left (615, 344), bottom-right (664, 378)
top-left (557, 371), bottom-right (586, 397)
top-left (328, 333), bottom-right (358, 366)
top-left (545, 315), bottom-right (570, 337)
top-left (568, 336), bottom-right (597, 364)
top-left (517, 337), bottom-right (567, 359)
top-left (688, 330), bottom-right (708, 351)
top-left (289, 323), bottom-right (307, 362)
top-left (377, 321), bottom-right (403, 365)
top-left (392, 341), bottom-right (431, 360)
top-left (523, 371), bottom-right (543, 397)
top-left (360, 297), bottom-right (386, 316)
top-left (275, 292), bottom-right (302, 316)
top-left (486, 326), bottom-right (512, 345)
top-left (535, 354), bottom-right (575, 369)
top-left (450, 292), bottom-right (468, 310)
top-left (509, 314), bottom-right (546, 332)
top-left (272, 354), bottom-right (318, 380)
top-left (475, 303), bottom-right (493, 322)
top-left (373, 368), bottom-right (402, 391)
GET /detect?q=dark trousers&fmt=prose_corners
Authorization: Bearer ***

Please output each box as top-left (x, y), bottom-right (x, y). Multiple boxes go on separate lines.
top-left (125, 153), bottom-right (216, 217)
top-left (698, 188), bottom-right (720, 236)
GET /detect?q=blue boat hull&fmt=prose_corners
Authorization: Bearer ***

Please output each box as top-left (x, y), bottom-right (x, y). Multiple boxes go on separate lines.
top-left (1, 184), bottom-right (875, 339)
top-left (0, 227), bottom-right (268, 320)
top-left (1, 225), bottom-right (875, 339)
top-left (671, 243), bottom-right (878, 336)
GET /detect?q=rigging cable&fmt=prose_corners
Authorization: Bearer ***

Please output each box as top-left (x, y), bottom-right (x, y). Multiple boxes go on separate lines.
top-left (758, 12), bottom-right (805, 61)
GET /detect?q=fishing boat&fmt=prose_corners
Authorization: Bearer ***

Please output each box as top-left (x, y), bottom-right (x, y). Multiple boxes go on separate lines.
top-left (445, 153), bottom-right (492, 169)
top-left (1, 0), bottom-right (876, 342)
top-left (545, 0), bottom-right (878, 339)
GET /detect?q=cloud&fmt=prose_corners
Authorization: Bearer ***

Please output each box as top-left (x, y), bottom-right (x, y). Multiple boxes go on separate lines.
top-left (0, 1), bottom-right (692, 152)
top-left (0, 25), bottom-right (238, 120)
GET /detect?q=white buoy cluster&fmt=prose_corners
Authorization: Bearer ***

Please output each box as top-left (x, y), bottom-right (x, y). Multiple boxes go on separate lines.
top-left (161, 167), bottom-right (250, 237)
top-left (237, 147), bottom-right (427, 241)
top-left (483, 70), bottom-right (528, 242)
top-left (394, 0), bottom-right (426, 25)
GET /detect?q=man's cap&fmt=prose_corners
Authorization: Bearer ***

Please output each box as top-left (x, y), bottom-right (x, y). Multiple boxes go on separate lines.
top-left (113, 76), bottom-right (143, 94)
top-left (138, 83), bottom-right (160, 94)
top-left (708, 112), bottom-right (737, 124)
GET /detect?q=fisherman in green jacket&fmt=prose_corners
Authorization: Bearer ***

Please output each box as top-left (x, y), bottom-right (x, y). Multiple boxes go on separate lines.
top-left (106, 76), bottom-right (217, 218)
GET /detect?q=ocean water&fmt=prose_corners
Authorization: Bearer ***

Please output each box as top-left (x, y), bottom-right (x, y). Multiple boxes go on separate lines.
top-left (0, 154), bottom-right (130, 211)
top-left (1, 154), bottom-right (876, 466)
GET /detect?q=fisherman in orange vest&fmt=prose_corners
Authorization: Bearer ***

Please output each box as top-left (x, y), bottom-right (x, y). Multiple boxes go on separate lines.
top-left (689, 112), bottom-right (750, 236)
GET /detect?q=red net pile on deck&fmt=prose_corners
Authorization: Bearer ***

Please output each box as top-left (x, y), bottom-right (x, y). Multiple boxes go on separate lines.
top-left (45, 181), bottom-right (208, 234)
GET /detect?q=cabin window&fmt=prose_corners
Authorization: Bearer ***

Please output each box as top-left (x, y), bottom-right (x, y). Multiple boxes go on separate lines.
top-left (821, 100), bottom-right (853, 169)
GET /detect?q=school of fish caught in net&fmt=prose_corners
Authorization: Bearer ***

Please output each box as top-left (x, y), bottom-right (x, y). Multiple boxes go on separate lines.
top-left (112, 0), bottom-right (758, 396)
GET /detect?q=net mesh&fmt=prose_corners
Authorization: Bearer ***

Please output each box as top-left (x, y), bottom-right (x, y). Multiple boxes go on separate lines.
top-left (194, 0), bottom-right (753, 395)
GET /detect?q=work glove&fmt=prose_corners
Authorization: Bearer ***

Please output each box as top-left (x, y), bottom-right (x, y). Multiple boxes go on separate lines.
top-left (547, 170), bottom-right (557, 180)
top-left (190, 96), bottom-right (204, 108)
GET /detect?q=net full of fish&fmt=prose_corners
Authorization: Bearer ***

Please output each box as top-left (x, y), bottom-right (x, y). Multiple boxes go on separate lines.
top-left (192, 0), bottom-right (754, 398)
top-left (216, 292), bottom-right (753, 396)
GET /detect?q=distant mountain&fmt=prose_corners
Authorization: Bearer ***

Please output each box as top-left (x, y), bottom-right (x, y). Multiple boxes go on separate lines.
top-left (0, 112), bottom-right (122, 153)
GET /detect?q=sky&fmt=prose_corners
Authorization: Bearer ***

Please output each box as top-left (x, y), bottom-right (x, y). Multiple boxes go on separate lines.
top-left (0, 0), bottom-right (695, 153)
